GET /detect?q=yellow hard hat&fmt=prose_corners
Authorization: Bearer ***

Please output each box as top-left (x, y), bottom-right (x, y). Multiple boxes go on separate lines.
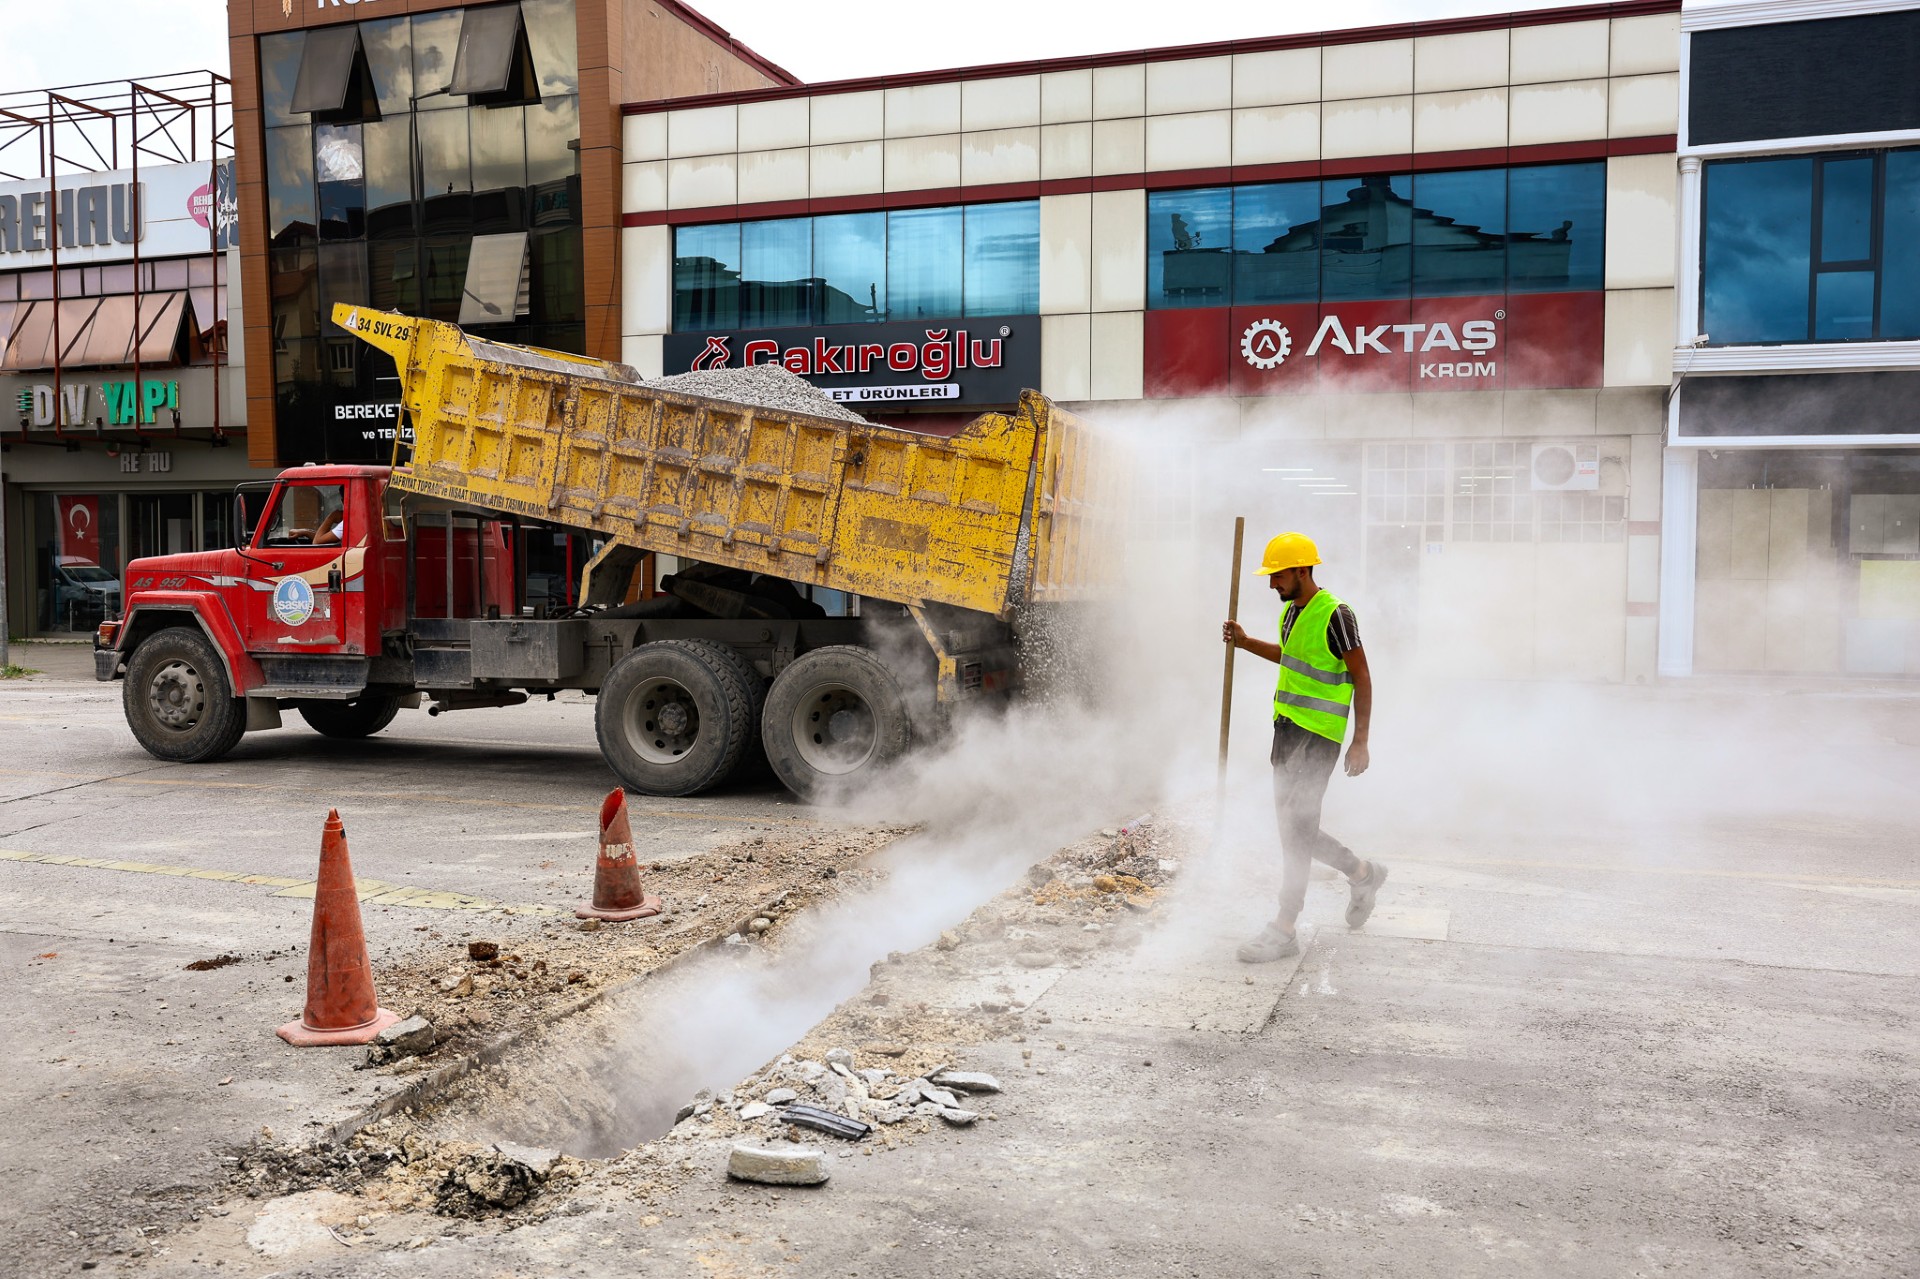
top-left (1255, 532), bottom-right (1321, 575)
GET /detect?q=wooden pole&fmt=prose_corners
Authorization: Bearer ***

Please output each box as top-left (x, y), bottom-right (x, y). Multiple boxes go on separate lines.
top-left (1217, 517), bottom-right (1246, 804)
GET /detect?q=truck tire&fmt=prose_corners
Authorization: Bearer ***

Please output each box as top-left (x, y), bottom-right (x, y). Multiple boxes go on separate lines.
top-left (595, 639), bottom-right (757, 796)
top-left (297, 695), bottom-right (402, 739)
top-left (122, 626), bottom-right (248, 764)
top-left (761, 645), bottom-right (914, 803)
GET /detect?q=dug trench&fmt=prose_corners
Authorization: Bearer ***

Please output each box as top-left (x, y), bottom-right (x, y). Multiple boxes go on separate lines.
top-left (126, 815), bottom-right (1186, 1272)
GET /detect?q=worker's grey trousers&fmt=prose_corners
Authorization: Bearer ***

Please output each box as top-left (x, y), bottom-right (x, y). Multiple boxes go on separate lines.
top-left (1272, 717), bottom-right (1362, 922)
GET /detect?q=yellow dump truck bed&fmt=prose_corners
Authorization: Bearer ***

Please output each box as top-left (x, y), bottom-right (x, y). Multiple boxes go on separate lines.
top-left (335, 305), bottom-right (1115, 618)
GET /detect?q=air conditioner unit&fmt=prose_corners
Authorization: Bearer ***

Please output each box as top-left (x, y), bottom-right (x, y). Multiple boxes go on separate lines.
top-left (1530, 442), bottom-right (1599, 492)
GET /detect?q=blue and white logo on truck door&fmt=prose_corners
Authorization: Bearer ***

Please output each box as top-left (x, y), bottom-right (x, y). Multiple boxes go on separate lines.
top-left (272, 577), bottom-right (316, 626)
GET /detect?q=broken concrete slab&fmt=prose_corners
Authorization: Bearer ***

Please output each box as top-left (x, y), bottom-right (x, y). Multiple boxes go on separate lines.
top-left (726, 1144), bottom-right (829, 1186)
top-left (930, 1070), bottom-right (1001, 1094)
top-left (763, 1087), bottom-right (798, 1105)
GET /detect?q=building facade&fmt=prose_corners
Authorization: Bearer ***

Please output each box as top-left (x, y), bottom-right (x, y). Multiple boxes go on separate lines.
top-left (1661, 0), bottom-right (1920, 677)
top-left (620, 1), bottom-right (1683, 681)
top-left (0, 75), bottom-right (243, 637)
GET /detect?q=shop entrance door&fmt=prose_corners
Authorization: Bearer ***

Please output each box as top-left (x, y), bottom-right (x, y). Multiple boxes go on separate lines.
top-left (128, 493), bottom-right (196, 560)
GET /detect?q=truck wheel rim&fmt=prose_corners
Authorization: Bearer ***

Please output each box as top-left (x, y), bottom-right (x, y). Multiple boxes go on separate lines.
top-left (790, 683), bottom-right (876, 776)
top-left (626, 677), bottom-right (700, 765)
top-left (148, 660), bottom-right (206, 732)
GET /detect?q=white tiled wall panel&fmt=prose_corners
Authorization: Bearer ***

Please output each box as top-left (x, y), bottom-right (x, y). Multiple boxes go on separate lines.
top-left (1413, 88), bottom-right (1508, 152)
top-left (1090, 311), bottom-right (1144, 400)
top-left (1146, 57), bottom-right (1233, 115)
top-left (1508, 80), bottom-right (1608, 146)
top-left (811, 91), bottom-right (884, 145)
top-left (1039, 193), bottom-right (1092, 315)
top-left (885, 83), bottom-right (960, 138)
top-left (1232, 48), bottom-right (1321, 108)
top-left (1092, 117), bottom-right (1145, 176)
top-left (666, 154), bottom-right (737, 209)
top-left (1041, 314), bottom-right (1092, 401)
top-left (1041, 69), bottom-right (1094, 123)
top-left (1093, 64), bottom-right (1147, 118)
top-left (1145, 111), bottom-right (1231, 172)
top-left (1321, 95), bottom-right (1412, 158)
top-left (883, 135), bottom-right (961, 191)
top-left (809, 142), bottom-right (883, 198)
top-left (960, 127), bottom-right (1040, 185)
top-left (962, 76), bottom-right (1042, 132)
top-left (622, 226), bottom-right (672, 336)
top-left (1413, 30), bottom-right (1509, 94)
top-left (737, 147), bottom-right (808, 204)
top-left (1041, 122), bottom-right (1094, 180)
top-left (666, 105), bottom-right (737, 158)
top-left (1605, 153), bottom-right (1678, 291)
top-left (1603, 289), bottom-right (1675, 386)
top-left (737, 99), bottom-right (809, 152)
top-left (1509, 19), bottom-right (1609, 84)
top-left (1323, 39), bottom-right (1413, 99)
top-left (1609, 73), bottom-right (1679, 138)
top-left (1090, 189), bottom-right (1146, 313)
top-left (623, 160), bottom-right (667, 214)
top-left (1232, 104), bottom-right (1320, 166)
top-left (625, 112), bottom-right (667, 163)
top-left (1610, 12), bottom-right (1681, 76)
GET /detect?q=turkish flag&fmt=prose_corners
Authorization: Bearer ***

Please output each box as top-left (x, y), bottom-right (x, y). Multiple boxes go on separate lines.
top-left (57, 496), bottom-right (101, 566)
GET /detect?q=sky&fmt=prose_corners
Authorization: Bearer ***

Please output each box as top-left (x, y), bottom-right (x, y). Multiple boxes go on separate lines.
top-left (0, 0), bottom-right (1714, 99)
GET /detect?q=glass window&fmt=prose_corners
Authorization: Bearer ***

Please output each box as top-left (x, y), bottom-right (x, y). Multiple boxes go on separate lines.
top-left (1413, 168), bottom-right (1505, 296)
top-left (33, 493), bottom-right (122, 633)
top-left (471, 105), bottom-right (528, 238)
top-left (1819, 157), bottom-right (1875, 263)
top-left (318, 242), bottom-right (369, 340)
top-left (526, 96), bottom-right (579, 186)
top-left (266, 124), bottom-right (315, 246)
top-left (528, 229), bottom-right (581, 324)
top-left (1148, 187), bottom-right (1231, 309)
top-left (417, 109), bottom-right (472, 235)
top-left (368, 240), bottom-right (422, 315)
top-left (362, 118), bottom-right (415, 238)
top-left (1232, 182), bottom-right (1319, 305)
top-left (291, 25), bottom-right (364, 118)
top-left (1703, 157), bottom-right (1814, 345)
top-left (260, 32), bottom-right (306, 129)
top-left (814, 211), bottom-right (885, 323)
top-left (963, 200), bottom-right (1038, 316)
top-left (315, 122), bottom-right (366, 240)
top-left (421, 236), bottom-right (473, 323)
top-left (674, 223), bottom-right (740, 331)
top-left (1814, 270), bottom-right (1875, 340)
top-left (1507, 162), bottom-right (1605, 293)
top-left (411, 10), bottom-right (467, 108)
top-left (521, 0), bottom-right (579, 96)
top-left (271, 247), bottom-right (320, 349)
top-left (742, 219), bottom-right (811, 328)
top-left (1319, 175), bottom-right (1412, 302)
top-left (1880, 150), bottom-right (1920, 339)
top-left (887, 205), bottom-right (963, 318)
top-left (262, 484), bottom-right (347, 547)
top-left (359, 16), bottom-right (413, 116)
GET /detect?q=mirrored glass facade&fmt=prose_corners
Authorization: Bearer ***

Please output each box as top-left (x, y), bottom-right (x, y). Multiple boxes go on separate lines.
top-left (263, 1), bottom-right (581, 462)
top-left (1147, 162), bottom-right (1606, 309)
top-left (672, 201), bottom-right (1040, 332)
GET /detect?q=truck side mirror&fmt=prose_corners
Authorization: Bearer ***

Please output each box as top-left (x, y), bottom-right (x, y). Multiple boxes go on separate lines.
top-left (234, 493), bottom-right (252, 548)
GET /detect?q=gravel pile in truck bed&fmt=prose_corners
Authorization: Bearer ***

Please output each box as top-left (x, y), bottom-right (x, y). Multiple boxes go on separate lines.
top-left (646, 364), bottom-right (871, 424)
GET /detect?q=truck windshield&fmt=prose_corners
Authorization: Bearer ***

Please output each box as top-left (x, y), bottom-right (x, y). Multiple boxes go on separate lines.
top-left (261, 484), bottom-right (348, 547)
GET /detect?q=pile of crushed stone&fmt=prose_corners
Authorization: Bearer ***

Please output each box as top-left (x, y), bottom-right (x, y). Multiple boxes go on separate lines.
top-left (646, 364), bottom-right (870, 424)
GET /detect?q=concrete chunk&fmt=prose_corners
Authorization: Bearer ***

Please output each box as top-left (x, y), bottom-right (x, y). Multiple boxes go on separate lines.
top-left (737, 1102), bottom-right (772, 1122)
top-left (764, 1087), bottom-right (799, 1105)
top-left (727, 1144), bottom-right (830, 1186)
top-left (931, 1070), bottom-right (1002, 1094)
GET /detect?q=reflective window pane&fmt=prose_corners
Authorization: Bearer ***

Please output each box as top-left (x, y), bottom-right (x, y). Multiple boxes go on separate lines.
top-left (471, 104), bottom-right (528, 234)
top-left (421, 236), bottom-right (473, 324)
top-left (261, 32), bottom-right (306, 129)
top-left (317, 242), bottom-right (369, 340)
top-left (1703, 157), bottom-right (1813, 344)
top-left (1320, 175), bottom-right (1413, 301)
top-left (411, 10), bottom-right (467, 108)
top-left (528, 229), bottom-right (581, 324)
top-left (1820, 156), bottom-right (1874, 263)
top-left (741, 219), bottom-right (811, 328)
top-left (359, 16), bottom-right (413, 116)
top-left (527, 95), bottom-right (579, 186)
top-left (1232, 182), bottom-right (1319, 305)
top-left (674, 223), bottom-right (740, 331)
top-left (266, 124), bottom-right (315, 246)
top-left (1814, 270), bottom-right (1875, 339)
top-left (1148, 187), bottom-right (1231, 309)
top-left (887, 205), bottom-right (963, 318)
top-left (416, 109), bottom-right (472, 235)
top-left (368, 240), bottom-right (422, 315)
top-left (362, 119), bottom-right (415, 239)
top-left (271, 247), bottom-right (320, 348)
top-left (1880, 150), bottom-right (1920, 339)
top-left (521, 0), bottom-right (579, 96)
top-left (315, 123), bottom-right (366, 240)
top-left (815, 212), bottom-right (886, 323)
top-left (963, 200), bottom-right (1038, 316)
top-left (1508, 162), bottom-right (1605, 292)
top-left (1413, 168), bottom-right (1505, 296)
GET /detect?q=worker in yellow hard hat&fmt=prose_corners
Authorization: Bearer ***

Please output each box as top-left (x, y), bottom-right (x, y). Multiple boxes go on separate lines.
top-left (1222, 531), bottom-right (1387, 963)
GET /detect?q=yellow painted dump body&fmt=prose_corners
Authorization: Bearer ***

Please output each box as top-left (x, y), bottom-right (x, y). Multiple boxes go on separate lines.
top-left (334, 305), bottom-right (1113, 617)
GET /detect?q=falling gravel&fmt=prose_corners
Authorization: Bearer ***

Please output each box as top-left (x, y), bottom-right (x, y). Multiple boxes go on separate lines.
top-left (647, 364), bottom-right (870, 424)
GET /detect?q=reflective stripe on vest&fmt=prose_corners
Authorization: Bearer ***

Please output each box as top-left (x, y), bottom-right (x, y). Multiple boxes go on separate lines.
top-left (1273, 589), bottom-right (1353, 743)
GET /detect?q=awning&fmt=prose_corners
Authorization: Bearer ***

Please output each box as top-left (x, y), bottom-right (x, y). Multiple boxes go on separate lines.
top-left (459, 231), bottom-right (531, 326)
top-left (451, 4), bottom-right (536, 100)
top-left (0, 292), bottom-right (190, 370)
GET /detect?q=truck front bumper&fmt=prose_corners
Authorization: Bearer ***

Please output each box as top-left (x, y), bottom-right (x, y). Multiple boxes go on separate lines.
top-left (93, 647), bottom-right (121, 681)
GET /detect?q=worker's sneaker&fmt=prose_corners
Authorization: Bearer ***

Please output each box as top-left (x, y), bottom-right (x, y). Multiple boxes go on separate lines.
top-left (1345, 861), bottom-right (1389, 929)
top-left (1236, 923), bottom-right (1300, 964)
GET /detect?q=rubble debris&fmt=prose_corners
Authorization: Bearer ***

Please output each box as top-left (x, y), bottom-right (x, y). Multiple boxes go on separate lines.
top-left (434, 1143), bottom-right (558, 1215)
top-left (466, 941), bottom-right (500, 962)
top-left (764, 1087), bottom-right (799, 1105)
top-left (365, 1015), bottom-right (437, 1065)
top-left (727, 1144), bottom-right (830, 1186)
top-left (930, 1070), bottom-right (1001, 1094)
top-left (184, 954), bottom-right (241, 971)
top-left (824, 1047), bottom-right (854, 1068)
top-left (936, 1106), bottom-right (980, 1126)
top-left (647, 363), bottom-right (870, 424)
top-left (1015, 951), bottom-right (1055, 968)
top-left (737, 1102), bottom-right (773, 1121)
top-left (779, 1104), bottom-right (872, 1140)
top-left (861, 1041), bottom-right (906, 1057)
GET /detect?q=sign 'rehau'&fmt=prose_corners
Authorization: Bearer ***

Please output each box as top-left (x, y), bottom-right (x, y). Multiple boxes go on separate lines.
top-left (0, 183), bottom-right (140, 255)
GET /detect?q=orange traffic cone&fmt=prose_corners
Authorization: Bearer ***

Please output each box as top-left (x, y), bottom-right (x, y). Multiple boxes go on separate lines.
top-left (578, 789), bottom-right (664, 922)
top-left (277, 809), bottom-right (401, 1047)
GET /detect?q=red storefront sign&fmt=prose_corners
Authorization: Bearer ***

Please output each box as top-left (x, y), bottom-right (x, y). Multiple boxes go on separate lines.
top-left (56, 495), bottom-right (101, 566)
top-left (1143, 292), bottom-right (1605, 398)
